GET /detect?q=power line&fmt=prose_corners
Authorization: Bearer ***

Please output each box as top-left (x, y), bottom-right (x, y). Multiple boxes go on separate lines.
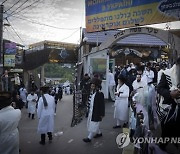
top-left (7, 14), bottom-right (79, 30)
top-left (10, 0), bottom-right (41, 16)
top-left (6, 19), bottom-right (25, 45)
top-left (60, 29), bottom-right (80, 42)
top-left (4, 0), bottom-right (22, 14)
top-left (4, 26), bottom-right (17, 41)
top-left (1, 0), bottom-right (8, 5)
top-left (7, 0), bottom-right (29, 17)
top-left (14, 0), bottom-right (42, 16)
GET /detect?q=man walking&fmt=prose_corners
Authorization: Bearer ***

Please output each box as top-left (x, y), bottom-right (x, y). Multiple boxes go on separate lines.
top-left (37, 86), bottom-right (55, 145)
top-left (83, 77), bottom-right (105, 143)
top-left (27, 89), bottom-right (38, 119)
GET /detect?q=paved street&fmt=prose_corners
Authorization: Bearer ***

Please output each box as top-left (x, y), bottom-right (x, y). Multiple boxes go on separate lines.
top-left (19, 94), bottom-right (123, 154)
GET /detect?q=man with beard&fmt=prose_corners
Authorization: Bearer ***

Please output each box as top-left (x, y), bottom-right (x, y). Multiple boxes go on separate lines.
top-left (132, 74), bottom-right (146, 94)
top-left (157, 57), bottom-right (180, 154)
top-left (83, 77), bottom-right (105, 143)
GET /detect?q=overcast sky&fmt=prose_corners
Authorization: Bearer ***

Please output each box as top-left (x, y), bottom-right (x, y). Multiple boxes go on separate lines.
top-left (1, 0), bottom-right (180, 46)
top-left (2, 0), bottom-right (85, 46)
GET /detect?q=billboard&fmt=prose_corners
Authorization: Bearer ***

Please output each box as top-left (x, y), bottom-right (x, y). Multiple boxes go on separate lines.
top-left (85, 0), bottom-right (180, 32)
top-left (4, 55), bottom-right (15, 67)
top-left (4, 42), bottom-right (16, 67)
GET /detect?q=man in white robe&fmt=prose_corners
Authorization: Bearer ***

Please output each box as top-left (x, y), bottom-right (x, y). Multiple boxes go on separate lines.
top-left (132, 74), bottom-right (147, 93)
top-left (27, 89), bottom-right (38, 119)
top-left (37, 86), bottom-right (55, 145)
top-left (19, 84), bottom-right (28, 108)
top-left (0, 92), bottom-right (21, 154)
top-left (113, 75), bottom-right (129, 128)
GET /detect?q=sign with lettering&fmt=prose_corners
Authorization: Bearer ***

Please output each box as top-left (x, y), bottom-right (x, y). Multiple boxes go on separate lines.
top-left (86, 0), bottom-right (180, 32)
top-left (4, 42), bottom-right (17, 67)
top-left (4, 55), bottom-right (15, 67)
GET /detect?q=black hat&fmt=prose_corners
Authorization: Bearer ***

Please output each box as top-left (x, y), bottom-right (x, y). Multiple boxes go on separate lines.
top-left (40, 86), bottom-right (49, 93)
top-left (91, 77), bottom-right (101, 85)
top-left (118, 74), bottom-right (126, 83)
top-left (0, 92), bottom-right (12, 109)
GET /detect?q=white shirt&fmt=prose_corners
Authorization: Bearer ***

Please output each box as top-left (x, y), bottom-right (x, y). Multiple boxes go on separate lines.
top-left (108, 72), bottom-right (116, 86)
top-left (132, 79), bottom-right (146, 94)
top-left (19, 88), bottom-right (27, 103)
top-left (143, 70), bottom-right (154, 84)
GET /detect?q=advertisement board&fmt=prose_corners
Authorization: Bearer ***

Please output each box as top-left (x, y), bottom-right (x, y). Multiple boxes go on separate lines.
top-left (4, 42), bottom-right (16, 67)
top-left (86, 0), bottom-right (180, 32)
top-left (4, 55), bottom-right (15, 67)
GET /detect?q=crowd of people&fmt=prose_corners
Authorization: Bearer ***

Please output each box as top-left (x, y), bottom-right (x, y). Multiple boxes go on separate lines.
top-left (0, 83), bottom-right (64, 153)
top-left (111, 58), bottom-right (180, 154)
top-left (0, 57), bottom-right (179, 154)
top-left (80, 58), bottom-right (180, 154)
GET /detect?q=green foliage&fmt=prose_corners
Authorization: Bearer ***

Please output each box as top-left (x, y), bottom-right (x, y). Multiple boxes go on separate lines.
top-left (44, 63), bottom-right (75, 82)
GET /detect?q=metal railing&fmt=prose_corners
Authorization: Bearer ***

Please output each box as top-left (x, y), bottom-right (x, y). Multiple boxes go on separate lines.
top-left (71, 89), bottom-right (88, 127)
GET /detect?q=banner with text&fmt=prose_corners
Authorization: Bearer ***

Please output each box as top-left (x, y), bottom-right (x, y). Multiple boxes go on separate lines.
top-left (4, 42), bottom-right (16, 67)
top-left (4, 55), bottom-right (15, 67)
top-left (86, 0), bottom-right (180, 32)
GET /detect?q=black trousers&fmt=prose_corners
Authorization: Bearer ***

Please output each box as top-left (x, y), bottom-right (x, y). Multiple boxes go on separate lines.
top-left (41, 132), bottom-right (52, 142)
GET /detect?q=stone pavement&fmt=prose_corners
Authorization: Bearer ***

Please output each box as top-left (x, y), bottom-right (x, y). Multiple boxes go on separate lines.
top-left (18, 94), bottom-right (127, 154)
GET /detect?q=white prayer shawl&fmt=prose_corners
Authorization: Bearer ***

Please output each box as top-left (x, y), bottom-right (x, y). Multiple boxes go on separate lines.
top-left (132, 87), bottom-right (150, 129)
top-left (157, 69), bottom-right (166, 84)
top-left (114, 83), bottom-right (129, 122)
top-left (159, 64), bottom-right (180, 107)
top-left (87, 92), bottom-right (100, 133)
top-left (129, 108), bottom-right (136, 130)
top-left (27, 93), bottom-right (38, 114)
top-left (37, 94), bottom-right (55, 134)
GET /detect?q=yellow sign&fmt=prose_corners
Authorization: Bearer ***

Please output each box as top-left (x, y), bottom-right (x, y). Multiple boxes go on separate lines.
top-left (86, 0), bottom-right (180, 32)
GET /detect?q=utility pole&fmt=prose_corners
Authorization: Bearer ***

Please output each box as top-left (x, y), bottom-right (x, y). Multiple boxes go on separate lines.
top-left (0, 4), bottom-right (4, 75)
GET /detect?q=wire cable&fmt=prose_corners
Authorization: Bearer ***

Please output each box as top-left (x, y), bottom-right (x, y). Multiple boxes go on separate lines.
top-left (8, 14), bottom-right (80, 30)
top-left (4, 26), bottom-right (17, 41)
top-left (14, 0), bottom-right (42, 16)
top-left (7, 0), bottom-right (29, 17)
top-left (1, 0), bottom-right (8, 5)
top-left (6, 19), bottom-right (25, 45)
top-left (11, 0), bottom-right (41, 16)
top-left (4, 0), bottom-right (22, 14)
top-left (60, 29), bottom-right (80, 42)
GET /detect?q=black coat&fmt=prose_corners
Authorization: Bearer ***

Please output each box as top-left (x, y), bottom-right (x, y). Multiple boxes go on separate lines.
top-left (157, 72), bottom-right (180, 150)
top-left (91, 91), bottom-right (105, 122)
top-left (157, 73), bottom-right (176, 105)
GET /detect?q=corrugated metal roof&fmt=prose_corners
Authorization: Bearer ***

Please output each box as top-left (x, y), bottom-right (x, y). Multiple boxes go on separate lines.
top-left (84, 29), bottom-right (167, 46)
